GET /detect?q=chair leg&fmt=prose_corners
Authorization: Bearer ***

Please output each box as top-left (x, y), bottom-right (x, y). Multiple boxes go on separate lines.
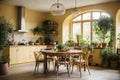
top-left (71, 64), bottom-right (74, 74)
top-left (86, 64), bottom-right (91, 75)
top-left (54, 62), bottom-right (57, 72)
top-left (52, 59), bottom-right (55, 71)
top-left (56, 65), bottom-right (59, 77)
top-left (34, 63), bottom-right (37, 75)
top-left (84, 64), bottom-right (86, 71)
top-left (36, 63), bottom-right (40, 74)
top-left (79, 64), bottom-right (82, 77)
top-left (67, 65), bottom-right (70, 77)
top-left (47, 60), bottom-right (50, 70)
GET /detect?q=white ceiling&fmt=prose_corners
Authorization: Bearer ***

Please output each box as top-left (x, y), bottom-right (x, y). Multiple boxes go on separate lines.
top-left (0, 0), bottom-right (119, 12)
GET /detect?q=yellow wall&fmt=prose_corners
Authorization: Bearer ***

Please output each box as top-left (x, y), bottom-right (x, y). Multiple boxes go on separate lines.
top-left (0, 3), bottom-right (46, 43)
top-left (0, 3), bottom-right (18, 30)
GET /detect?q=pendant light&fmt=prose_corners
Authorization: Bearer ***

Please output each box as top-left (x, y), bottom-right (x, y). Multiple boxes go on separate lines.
top-left (72, 0), bottom-right (79, 14)
top-left (50, 0), bottom-right (65, 16)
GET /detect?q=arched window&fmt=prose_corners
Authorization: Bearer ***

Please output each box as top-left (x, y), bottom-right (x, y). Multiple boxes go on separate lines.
top-left (71, 11), bottom-right (110, 43)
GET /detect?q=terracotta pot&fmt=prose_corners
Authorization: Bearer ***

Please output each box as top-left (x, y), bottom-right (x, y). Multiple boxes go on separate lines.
top-left (0, 62), bottom-right (9, 75)
top-left (98, 43), bottom-right (107, 48)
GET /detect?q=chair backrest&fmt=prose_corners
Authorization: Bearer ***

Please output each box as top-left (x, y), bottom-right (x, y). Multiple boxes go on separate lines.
top-left (82, 51), bottom-right (91, 61)
top-left (34, 51), bottom-right (44, 61)
top-left (56, 52), bottom-right (71, 64)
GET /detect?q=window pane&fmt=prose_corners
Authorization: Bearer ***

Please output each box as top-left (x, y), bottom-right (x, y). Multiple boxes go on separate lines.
top-left (83, 13), bottom-right (91, 20)
top-left (92, 22), bottom-right (101, 43)
top-left (71, 11), bottom-right (110, 43)
top-left (92, 12), bottom-right (100, 19)
top-left (92, 30), bottom-right (99, 42)
top-left (73, 16), bottom-right (81, 21)
top-left (72, 23), bottom-right (81, 42)
top-left (83, 22), bottom-right (91, 41)
top-left (101, 13), bottom-right (110, 17)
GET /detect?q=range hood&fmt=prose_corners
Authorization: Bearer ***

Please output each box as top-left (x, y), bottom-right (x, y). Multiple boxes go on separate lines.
top-left (17, 6), bottom-right (28, 32)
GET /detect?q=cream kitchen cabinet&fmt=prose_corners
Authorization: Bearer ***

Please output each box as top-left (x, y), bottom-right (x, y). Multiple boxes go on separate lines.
top-left (91, 48), bottom-right (102, 65)
top-left (9, 46), bottom-right (18, 65)
top-left (9, 45), bottom-right (47, 66)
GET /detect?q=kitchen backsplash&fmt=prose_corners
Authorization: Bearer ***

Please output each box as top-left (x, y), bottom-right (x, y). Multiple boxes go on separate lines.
top-left (9, 31), bottom-right (41, 45)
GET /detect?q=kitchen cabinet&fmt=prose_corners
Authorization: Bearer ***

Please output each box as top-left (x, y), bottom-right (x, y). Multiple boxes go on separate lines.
top-left (9, 45), bottom-right (47, 66)
top-left (91, 48), bottom-right (102, 65)
top-left (9, 46), bottom-right (17, 65)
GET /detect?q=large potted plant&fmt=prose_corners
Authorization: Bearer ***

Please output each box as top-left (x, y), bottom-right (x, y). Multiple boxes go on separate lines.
top-left (93, 16), bottom-right (113, 48)
top-left (0, 16), bottom-right (13, 75)
top-left (109, 53), bottom-right (118, 69)
top-left (101, 47), bottom-right (113, 67)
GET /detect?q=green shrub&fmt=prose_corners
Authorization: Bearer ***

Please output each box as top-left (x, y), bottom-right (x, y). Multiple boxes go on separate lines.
top-left (0, 16), bottom-right (13, 50)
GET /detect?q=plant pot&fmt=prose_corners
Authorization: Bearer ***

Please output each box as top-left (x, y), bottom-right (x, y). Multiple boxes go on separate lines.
top-left (0, 62), bottom-right (9, 75)
top-left (110, 61), bottom-right (118, 69)
top-left (102, 63), bottom-right (109, 68)
top-left (98, 43), bottom-right (107, 48)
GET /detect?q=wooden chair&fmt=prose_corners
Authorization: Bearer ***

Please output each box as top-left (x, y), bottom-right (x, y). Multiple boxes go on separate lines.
top-left (71, 51), bottom-right (91, 77)
top-left (54, 52), bottom-right (71, 77)
top-left (40, 48), bottom-right (55, 70)
top-left (34, 51), bottom-right (54, 75)
top-left (34, 51), bottom-right (44, 74)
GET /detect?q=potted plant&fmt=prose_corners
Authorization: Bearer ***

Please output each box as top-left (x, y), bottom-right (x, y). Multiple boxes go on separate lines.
top-left (101, 47), bottom-right (113, 67)
top-left (65, 40), bottom-right (75, 47)
top-left (0, 16), bottom-right (13, 75)
top-left (91, 41), bottom-right (99, 48)
top-left (93, 16), bottom-right (113, 48)
top-left (76, 34), bottom-right (87, 46)
top-left (109, 53), bottom-right (118, 69)
top-left (53, 43), bottom-right (70, 52)
top-left (33, 26), bottom-right (45, 35)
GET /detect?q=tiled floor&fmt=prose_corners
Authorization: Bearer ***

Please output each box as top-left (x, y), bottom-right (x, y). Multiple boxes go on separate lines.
top-left (0, 63), bottom-right (120, 80)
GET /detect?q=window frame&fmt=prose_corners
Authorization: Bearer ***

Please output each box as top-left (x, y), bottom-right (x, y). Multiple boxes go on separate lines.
top-left (71, 11), bottom-right (110, 42)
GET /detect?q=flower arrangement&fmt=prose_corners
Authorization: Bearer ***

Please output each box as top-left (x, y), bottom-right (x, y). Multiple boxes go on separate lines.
top-left (65, 40), bottom-right (75, 46)
top-left (53, 43), bottom-right (70, 52)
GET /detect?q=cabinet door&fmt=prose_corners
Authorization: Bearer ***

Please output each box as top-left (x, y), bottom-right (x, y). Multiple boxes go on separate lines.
top-left (92, 49), bottom-right (102, 65)
top-left (16, 47), bottom-right (24, 63)
top-left (23, 47), bottom-right (32, 62)
top-left (9, 47), bottom-right (17, 65)
top-left (9, 46), bottom-right (47, 66)
top-left (28, 46), bottom-right (35, 62)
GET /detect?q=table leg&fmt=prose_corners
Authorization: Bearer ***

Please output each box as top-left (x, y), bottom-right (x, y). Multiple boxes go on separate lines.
top-left (44, 54), bottom-right (47, 74)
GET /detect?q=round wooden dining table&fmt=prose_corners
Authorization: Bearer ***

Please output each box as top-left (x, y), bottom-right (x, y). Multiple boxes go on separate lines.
top-left (40, 49), bottom-right (82, 74)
